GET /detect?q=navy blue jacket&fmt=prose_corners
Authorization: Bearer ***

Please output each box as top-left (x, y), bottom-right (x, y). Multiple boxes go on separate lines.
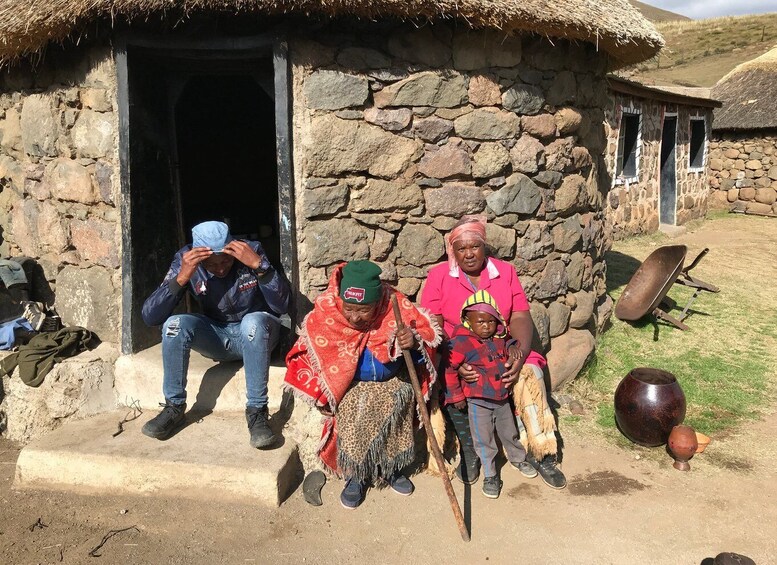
top-left (141, 240), bottom-right (289, 327)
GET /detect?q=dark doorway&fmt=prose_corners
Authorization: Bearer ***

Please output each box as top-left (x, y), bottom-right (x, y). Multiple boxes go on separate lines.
top-left (659, 115), bottom-right (677, 226)
top-left (117, 38), bottom-right (293, 354)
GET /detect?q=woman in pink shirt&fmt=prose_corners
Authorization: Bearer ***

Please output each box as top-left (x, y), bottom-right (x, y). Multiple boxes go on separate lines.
top-left (420, 217), bottom-right (566, 490)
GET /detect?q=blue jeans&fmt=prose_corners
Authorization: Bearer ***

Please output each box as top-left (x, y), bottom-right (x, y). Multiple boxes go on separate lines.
top-left (160, 312), bottom-right (281, 409)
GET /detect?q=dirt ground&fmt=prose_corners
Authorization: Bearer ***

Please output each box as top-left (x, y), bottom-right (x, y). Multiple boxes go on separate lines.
top-left (1, 215), bottom-right (776, 565)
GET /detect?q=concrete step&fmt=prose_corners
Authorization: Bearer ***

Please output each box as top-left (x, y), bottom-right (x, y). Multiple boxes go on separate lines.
top-left (14, 410), bottom-right (302, 506)
top-left (115, 344), bottom-right (287, 412)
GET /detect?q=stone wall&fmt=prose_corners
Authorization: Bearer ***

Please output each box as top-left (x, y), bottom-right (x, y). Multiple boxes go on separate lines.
top-left (604, 94), bottom-right (712, 238)
top-left (0, 46), bottom-right (122, 343)
top-left (707, 131), bottom-right (777, 216)
top-left (290, 24), bottom-right (613, 390)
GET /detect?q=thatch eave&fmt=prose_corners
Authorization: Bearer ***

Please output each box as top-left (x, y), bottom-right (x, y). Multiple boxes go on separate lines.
top-left (712, 47), bottom-right (777, 132)
top-left (0, 0), bottom-right (663, 66)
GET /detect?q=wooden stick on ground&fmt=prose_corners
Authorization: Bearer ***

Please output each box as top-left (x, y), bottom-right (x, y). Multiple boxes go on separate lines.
top-left (390, 294), bottom-right (470, 542)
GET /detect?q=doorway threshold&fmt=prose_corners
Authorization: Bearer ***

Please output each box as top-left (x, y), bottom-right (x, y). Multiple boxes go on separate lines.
top-left (658, 224), bottom-right (687, 238)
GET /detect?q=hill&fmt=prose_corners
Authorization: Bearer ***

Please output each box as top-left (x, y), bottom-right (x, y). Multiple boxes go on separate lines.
top-left (629, 1), bottom-right (690, 22)
top-left (628, 12), bottom-right (777, 87)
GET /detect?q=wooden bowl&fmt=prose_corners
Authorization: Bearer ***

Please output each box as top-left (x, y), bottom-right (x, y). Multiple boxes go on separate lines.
top-left (695, 431), bottom-right (711, 453)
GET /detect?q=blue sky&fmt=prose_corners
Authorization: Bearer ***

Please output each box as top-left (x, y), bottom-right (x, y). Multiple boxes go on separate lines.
top-left (646, 0), bottom-right (777, 19)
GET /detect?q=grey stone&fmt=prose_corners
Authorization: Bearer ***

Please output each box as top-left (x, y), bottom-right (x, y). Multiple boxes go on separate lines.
top-left (47, 158), bottom-right (99, 204)
top-left (304, 219), bottom-right (371, 267)
top-left (552, 215), bottom-right (583, 252)
top-left (418, 177), bottom-right (442, 188)
top-left (569, 290), bottom-right (594, 328)
top-left (529, 302), bottom-right (550, 352)
top-left (472, 142), bottom-right (510, 178)
top-left (554, 174), bottom-right (585, 215)
top-left (0, 107), bottom-right (23, 156)
top-left (509, 134), bottom-right (545, 174)
top-left (336, 47), bottom-right (391, 70)
top-left (546, 329), bottom-right (595, 390)
top-left (546, 71), bottom-right (577, 106)
top-left (412, 116), bottom-right (454, 143)
top-left (396, 223), bottom-right (444, 265)
top-left (302, 184), bottom-right (349, 218)
top-left (566, 252), bottom-right (584, 292)
top-left (10, 199), bottom-right (69, 257)
top-left (56, 266), bottom-right (119, 342)
top-left (71, 110), bottom-right (114, 159)
top-left (304, 70), bottom-right (369, 110)
top-left (351, 179), bottom-right (423, 212)
top-left (452, 30), bottom-right (521, 70)
top-left (555, 107), bottom-right (583, 135)
top-left (515, 222), bottom-right (553, 261)
top-left (335, 110), bottom-right (363, 120)
top-left (80, 88), bottom-right (112, 112)
top-left (502, 84), bottom-right (545, 115)
top-left (545, 137), bottom-right (576, 172)
top-left (387, 28), bottom-right (451, 67)
top-left (70, 217), bottom-right (119, 268)
top-left (364, 107), bottom-right (412, 131)
top-left (418, 140), bottom-right (471, 179)
top-left (369, 69), bottom-right (410, 82)
top-left (548, 301), bottom-right (571, 338)
top-left (95, 162), bottom-right (114, 204)
top-left (535, 260), bottom-right (568, 300)
top-left (304, 114), bottom-right (419, 178)
top-left (370, 229), bottom-right (395, 262)
top-left (21, 94), bottom-right (57, 157)
top-left (486, 173), bottom-right (542, 216)
top-left (454, 108), bottom-right (520, 141)
top-left (534, 170), bottom-right (563, 189)
top-left (424, 184), bottom-right (486, 216)
top-left (485, 223), bottom-right (516, 259)
top-left (373, 72), bottom-right (467, 108)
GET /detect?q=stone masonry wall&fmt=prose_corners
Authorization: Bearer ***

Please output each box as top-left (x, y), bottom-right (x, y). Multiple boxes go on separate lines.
top-left (708, 131), bottom-right (777, 216)
top-left (604, 94), bottom-right (711, 238)
top-left (290, 24), bottom-right (613, 391)
top-left (0, 46), bottom-right (122, 343)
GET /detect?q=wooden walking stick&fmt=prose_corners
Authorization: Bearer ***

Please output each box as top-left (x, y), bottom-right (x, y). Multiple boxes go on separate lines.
top-left (390, 294), bottom-right (470, 542)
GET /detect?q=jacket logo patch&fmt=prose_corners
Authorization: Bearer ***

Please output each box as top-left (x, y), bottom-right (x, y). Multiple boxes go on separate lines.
top-left (195, 281), bottom-right (207, 295)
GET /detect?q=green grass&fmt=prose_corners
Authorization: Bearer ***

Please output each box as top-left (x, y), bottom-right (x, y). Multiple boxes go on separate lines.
top-left (574, 214), bottom-right (777, 444)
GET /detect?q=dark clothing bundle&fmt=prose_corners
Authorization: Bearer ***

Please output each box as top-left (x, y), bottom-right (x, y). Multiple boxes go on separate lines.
top-left (0, 327), bottom-right (93, 387)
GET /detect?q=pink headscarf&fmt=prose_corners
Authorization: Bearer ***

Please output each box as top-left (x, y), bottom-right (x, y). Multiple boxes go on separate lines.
top-left (445, 216), bottom-right (487, 275)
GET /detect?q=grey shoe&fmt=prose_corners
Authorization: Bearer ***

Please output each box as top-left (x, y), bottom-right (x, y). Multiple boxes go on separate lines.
top-left (246, 406), bottom-right (277, 449)
top-left (388, 473), bottom-right (414, 496)
top-left (142, 402), bottom-right (186, 439)
top-left (482, 476), bottom-right (502, 499)
top-left (340, 478), bottom-right (366, 509)
top-left (455, 456), bottom-right (480, 485)
top-left (512, 460), bottom-right (539, 479)
top-left (528, 454), bottom-right (567, 489)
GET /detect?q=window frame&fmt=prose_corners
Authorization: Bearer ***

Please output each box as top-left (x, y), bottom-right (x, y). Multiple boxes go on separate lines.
top-left (614, 106), bottom-right (642, 186)
top-left (688, 115), bottom-right (707, 173)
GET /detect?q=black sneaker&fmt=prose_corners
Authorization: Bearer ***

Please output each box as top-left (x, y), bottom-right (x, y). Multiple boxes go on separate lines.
top-left (482, 476), bottom-right (502, 499)
top-left (528, 454), bottom-right (567, 490)
top-left (246, 406), bottom-right (278, 449)
top-left (340, 478), bottom-right (366, 510)
top-left (388, 473), bottom-right (414, 496)
top-left (141, 402), bottom-right (186, 439)
top-left (512, 460), bottom-right (539, 479)
top-left (455, 458), bottom-right (480, 485)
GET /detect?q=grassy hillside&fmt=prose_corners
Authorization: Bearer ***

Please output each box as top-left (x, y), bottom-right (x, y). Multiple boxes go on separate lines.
top-left (631, 12), bottom-right (777, 86)
top-left (629, 0), bottom-right (690, 22)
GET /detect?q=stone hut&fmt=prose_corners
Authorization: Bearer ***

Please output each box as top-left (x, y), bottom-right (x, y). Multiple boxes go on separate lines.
top-left (604, 77), bottom-right (720, 238)
top-left (708, 47), bottom-right (777, 217)
top-left (0, 0), bottom-right (663, 444)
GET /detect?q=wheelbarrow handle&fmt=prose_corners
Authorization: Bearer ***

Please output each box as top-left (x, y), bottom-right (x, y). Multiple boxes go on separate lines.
top-left (683, 248), bottom-right (709, 274)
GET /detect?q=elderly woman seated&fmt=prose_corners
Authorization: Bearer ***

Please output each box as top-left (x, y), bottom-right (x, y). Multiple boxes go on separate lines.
top-left (420, 216), bottom-right (567, 490)
top-left (284, 260), bottom-right (442, 509)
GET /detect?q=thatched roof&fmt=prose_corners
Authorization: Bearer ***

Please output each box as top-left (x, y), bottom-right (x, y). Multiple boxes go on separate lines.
top-left (712, 46), bottom-right (777, 131)
top-left (609, 76), bottom-right (720, 108)
top-left (0, 0), bottom-right (663, 65)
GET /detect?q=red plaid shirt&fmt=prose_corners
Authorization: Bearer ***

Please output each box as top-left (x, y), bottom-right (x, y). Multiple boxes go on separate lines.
top-left (445, 324), bottom-right (517, 404)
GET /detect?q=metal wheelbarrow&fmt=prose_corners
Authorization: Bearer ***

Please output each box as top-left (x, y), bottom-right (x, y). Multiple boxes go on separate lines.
top-left (614, 245), bottom-right (719, 330)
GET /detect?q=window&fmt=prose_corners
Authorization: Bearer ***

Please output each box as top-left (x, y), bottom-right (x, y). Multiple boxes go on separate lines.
top-left (616, 111), bottom-right (641, 181)
top-left (689, 117), bottom-right (706, 171)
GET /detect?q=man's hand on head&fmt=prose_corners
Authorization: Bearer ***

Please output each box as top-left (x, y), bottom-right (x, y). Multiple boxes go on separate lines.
top-left (176, 246), bottom-right (213, 286)
top-left (222, 240), bottom-right (263, 271)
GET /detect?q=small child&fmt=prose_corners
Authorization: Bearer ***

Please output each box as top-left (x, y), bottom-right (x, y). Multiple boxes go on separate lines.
top-left (445, 290), bottom-right (537, 498)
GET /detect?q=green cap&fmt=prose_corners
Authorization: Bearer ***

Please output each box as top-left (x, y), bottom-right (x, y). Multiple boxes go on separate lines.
top-left (340, 260), bottom-right (383, 304)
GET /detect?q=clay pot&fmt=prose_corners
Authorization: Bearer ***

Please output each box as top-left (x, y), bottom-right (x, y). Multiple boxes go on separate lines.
top-left (695, 431), bottom-right (711, 453)
top-left (668, 424), bottom-right (698, 471)
top-left (614, 368), bottom-right (686, 447)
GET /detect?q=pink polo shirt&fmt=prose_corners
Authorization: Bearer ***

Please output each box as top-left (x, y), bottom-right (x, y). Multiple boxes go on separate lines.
top-left (421, 257), bottom-right (546, 368)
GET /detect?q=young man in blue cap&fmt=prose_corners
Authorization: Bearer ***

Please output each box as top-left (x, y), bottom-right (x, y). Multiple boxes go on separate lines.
top-left (141, 220), bottom-right (290, 448)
